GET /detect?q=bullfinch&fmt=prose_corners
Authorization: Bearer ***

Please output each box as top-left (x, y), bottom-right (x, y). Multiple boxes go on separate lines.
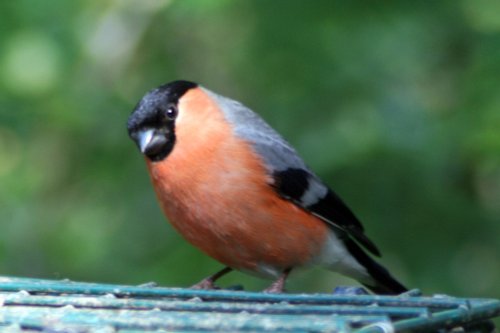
top-left (127, 80), bottom-right (407, 294)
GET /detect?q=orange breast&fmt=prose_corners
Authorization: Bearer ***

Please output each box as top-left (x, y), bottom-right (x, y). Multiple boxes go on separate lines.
top-left (146, 88), bottom-right (329, 276)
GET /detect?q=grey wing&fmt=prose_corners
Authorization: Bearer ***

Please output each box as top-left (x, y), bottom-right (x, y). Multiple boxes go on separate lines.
top-left (210, 89), bottom-right (381, 256)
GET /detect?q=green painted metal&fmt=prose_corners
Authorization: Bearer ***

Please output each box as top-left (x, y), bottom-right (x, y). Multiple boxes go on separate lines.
top-left (0, 276), bottom-right (498, 332)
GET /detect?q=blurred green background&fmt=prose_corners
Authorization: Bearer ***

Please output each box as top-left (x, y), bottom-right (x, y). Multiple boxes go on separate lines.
top-left (0, 0), bottom-right (499, 298)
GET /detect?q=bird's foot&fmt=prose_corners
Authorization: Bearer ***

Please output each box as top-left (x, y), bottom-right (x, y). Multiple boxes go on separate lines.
top-left (263, 282), bottom-right (286, 293)
top-left (190, 278), bottom-right (220, 290)
top-left (263, 268), bottom-right (291, 293)
top-left (190, 266), bottom-right (233, 290)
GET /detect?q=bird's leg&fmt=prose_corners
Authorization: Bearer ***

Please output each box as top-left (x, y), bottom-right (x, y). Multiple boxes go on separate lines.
top-left (263, 268), bottom-right (292, 293)
top-left (191, 267), bottom-right (233, 290)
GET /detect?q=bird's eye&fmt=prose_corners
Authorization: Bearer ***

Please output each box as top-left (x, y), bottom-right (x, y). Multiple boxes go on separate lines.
top-left (165, 104), bottom-right (178, 120)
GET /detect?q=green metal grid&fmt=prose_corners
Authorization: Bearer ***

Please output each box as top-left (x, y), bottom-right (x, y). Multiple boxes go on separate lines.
top-left (0, 276), bottom-right (498, 332)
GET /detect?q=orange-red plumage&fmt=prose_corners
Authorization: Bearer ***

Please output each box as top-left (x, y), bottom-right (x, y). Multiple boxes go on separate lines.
top-left (146, 88), bottom-right (328, 274)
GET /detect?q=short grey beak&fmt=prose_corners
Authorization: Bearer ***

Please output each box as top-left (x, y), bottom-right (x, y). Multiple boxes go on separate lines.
top-left (137, 129), bottom-right (168, 156)
top-left (138, 129), bottom-right (154, 153)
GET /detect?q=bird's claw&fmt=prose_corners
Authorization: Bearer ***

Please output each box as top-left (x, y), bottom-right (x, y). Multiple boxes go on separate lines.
top-left (190, 279), bottom-right (220, 290)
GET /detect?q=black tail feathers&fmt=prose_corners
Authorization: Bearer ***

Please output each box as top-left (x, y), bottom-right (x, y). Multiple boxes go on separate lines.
top-left (344, 239), bottom-right (408, 295)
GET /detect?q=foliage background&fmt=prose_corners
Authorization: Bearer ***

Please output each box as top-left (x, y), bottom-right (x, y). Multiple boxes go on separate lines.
top-left (0, 0), bottom-right (499, 299)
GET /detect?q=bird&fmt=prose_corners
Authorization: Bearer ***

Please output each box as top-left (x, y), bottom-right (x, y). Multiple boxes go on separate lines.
top-left (127, 80), bottom-right (407, 294)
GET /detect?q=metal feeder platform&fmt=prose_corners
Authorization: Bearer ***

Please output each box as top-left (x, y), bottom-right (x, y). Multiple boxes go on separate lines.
top-left (0, 276), bottom-right (498, 332)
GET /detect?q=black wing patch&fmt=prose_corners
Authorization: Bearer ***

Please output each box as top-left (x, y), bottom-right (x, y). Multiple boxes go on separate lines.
top-left (272, 168), bottom-right (381, 257)
top-left (272, 168), bottom-right (310, 200)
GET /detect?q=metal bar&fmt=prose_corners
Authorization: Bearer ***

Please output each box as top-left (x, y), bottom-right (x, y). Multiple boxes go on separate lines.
top-left (0, 306), bottom-right (384, 332)
top-left (393, 300), bottom-right (500, 333)
top-left (0, 292), bottom-right (427, 318)
top-left (0, 276), bottom-right (478, 309)
top-left (356, 299), bottom-right (500, 333)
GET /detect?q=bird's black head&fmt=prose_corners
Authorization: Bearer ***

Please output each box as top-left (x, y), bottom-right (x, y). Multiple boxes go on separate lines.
top-left (127, 80), bottom-right (197, 162)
